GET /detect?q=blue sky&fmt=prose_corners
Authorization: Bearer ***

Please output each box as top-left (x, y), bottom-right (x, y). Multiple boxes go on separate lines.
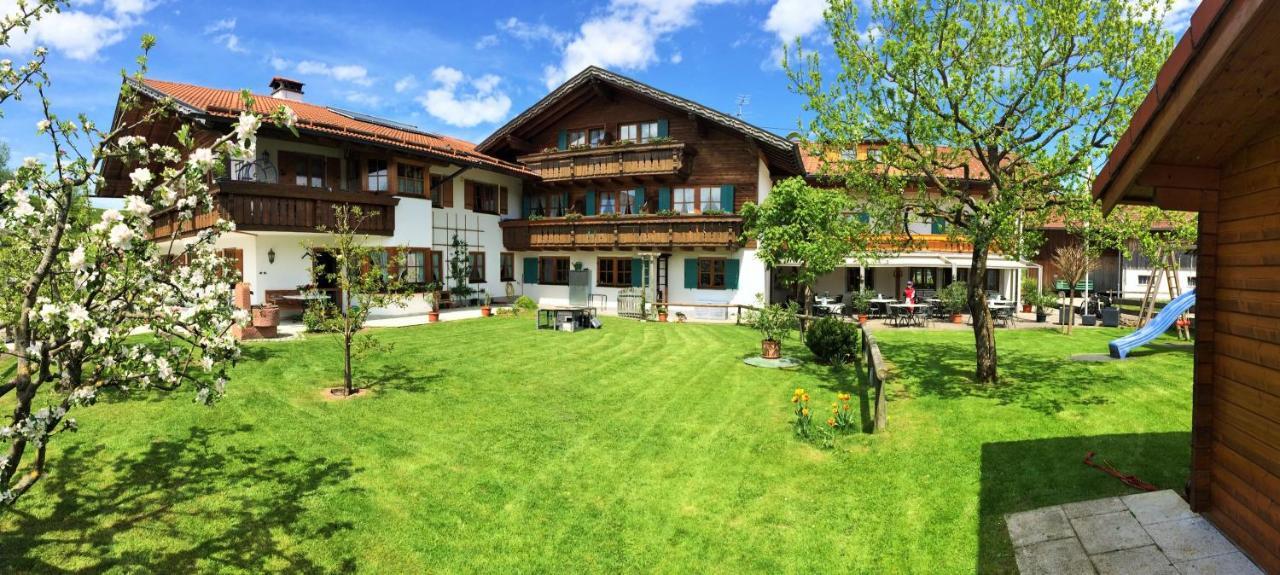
top-left (1, 0), bottom-right (1197, 166)
top-left (1, 0), bottom-right (849, 163)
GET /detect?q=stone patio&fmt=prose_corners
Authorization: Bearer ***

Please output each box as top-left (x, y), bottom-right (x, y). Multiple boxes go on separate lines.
top-left (1007, 490), bottom-right (1263, 575)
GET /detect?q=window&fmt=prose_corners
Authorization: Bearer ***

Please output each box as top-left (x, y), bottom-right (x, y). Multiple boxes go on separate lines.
top-left (548, 192), bottom-right (567, 217)
top-left (909, 268), bottom-right (937, 290)
top-left (619, 121), bottom-right (660, 143)
top-left (469, 252), bottom-right (486, 283)
top-left (567, 129), bottom-right (587, 147)
top-left (366, 159), bottom-right (388, 192)
top-left (698, 258), bottom-right (726, 289)
top-left (430, 173), bottom-right (446, 206)
top-left (401, 250), bottom-right (427, 284)
top-left (597, 258), bottom-right (633, 287)
top-left (589, 128), bottom-right (606, 147)
top-left (431, 251), bottom-right (444, 285)
top-left (598, 190), bottom-right (636, 215)
top-left (367, 250), bottom-right (390, 280)
top-left (699, 187), bottom-right (721, 212)
top-left (1138, 275), bottom-right (1150, 285)
top-left (673, 187), bottom-right (696, 214)
top-left (500, 253), bottom-right (515, 282)
top-left (294, 154), bottom-right (326, 188)
top-left (846, 267), bottom-right (874, 291)
top-left (539, 256), bottom-right (570, 285)
top-left (474, 182), bottom-right (500, 214)
top-left (397, 164), bottom-right (425, 195)
top-left (1188, 276), bottom-right (1197, 286)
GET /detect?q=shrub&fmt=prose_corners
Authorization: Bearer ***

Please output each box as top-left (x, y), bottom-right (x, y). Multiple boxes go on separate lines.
top-left (939, 281), bottom-right (970, 315)
top-left (804, 317), bottom-right (857, 364)
top-left (514, 295), bottom-right (537, 315)
top-left (746, 295), bottom-right (797, 342)
top-left (302, 299), bottom-right (339, 333)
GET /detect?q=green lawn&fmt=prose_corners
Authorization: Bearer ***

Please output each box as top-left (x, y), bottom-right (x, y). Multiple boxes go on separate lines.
top-left (0, 319), bottom-right (1192, 573)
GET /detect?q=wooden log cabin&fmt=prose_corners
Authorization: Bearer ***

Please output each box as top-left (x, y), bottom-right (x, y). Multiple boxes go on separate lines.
top-left (1093, 0), bottom-right (1280, 571)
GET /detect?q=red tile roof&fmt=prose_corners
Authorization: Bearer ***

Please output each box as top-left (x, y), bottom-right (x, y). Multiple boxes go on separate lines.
top-left (136, 78), bottom-right (533, 178)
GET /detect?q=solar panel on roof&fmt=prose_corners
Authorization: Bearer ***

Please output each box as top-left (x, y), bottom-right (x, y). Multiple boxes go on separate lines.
top-left (326, 107), bottom-right (441, 139)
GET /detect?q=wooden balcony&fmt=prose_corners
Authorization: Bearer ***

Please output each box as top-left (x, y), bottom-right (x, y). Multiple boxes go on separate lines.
top-left (870, 234), bottom-right (978, 254)
top-left (500, 215), bottom-right (742, 251)
top-left (150, 180), bottom-right (398, 238)
top-left (516, 142), bottom-right (691, 183)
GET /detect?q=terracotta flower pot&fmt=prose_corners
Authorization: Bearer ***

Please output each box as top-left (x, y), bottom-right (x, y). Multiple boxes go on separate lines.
top-left (251, 306), bottom-right (280, 328)
top-left (657, 312), bottom-right (668, 322)
top-left (427, 311), bottom-right (440, 323)
top-left (481, 306), bottom-right (492, 317)
top-left (1022, 304), bottom-right (1033, 313)
top-left (950, 313), bottom-right (964, 324)
top-left (857, 314), bottom-right (868, 325)
top-left (761, 339), bottom-right (781, 360)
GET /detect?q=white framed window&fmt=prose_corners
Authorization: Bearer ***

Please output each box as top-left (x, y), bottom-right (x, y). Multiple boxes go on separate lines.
top-left (638, 121), bottom-right (660, 142)
top-left (618, 124), bottom-right (637, 142)
top-left (568, 130), bottom-right (587, 147)
top-left (599, 192), bottom-right (617, 215)
top-left (589, 128), bottom-right (606, 147)
top-left (699, 187), bottom-right (721, 212)
top-left (673, 187), bottom-right (695, 214)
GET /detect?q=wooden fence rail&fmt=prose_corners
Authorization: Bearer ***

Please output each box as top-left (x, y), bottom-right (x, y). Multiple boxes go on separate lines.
top-left (860, 325), bottom-right (889, 433)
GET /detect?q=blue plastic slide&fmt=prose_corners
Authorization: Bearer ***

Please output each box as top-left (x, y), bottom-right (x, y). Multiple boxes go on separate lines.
top-left (1108, 288), bottom-right (1196, 359)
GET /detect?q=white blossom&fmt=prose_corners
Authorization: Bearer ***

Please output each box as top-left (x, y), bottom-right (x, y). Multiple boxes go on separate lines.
top-left (35, 119), bottom-right (49, 133)
top-left (280, 105), bottom-right (297, 128)
top-left (129, 167), bottom-right (152, 191)
top-left (68, 245), bottom-right (86, 270)
top-left (90, 327), bottom-right (110, 345)
top-left (234, 113), bottom-right (260, 143)
top-left (188, 147), bottom-right (216, 169)
top-left (123, 195), bottom-right (152, 218)
top-left (108, 223), bottom-right (135, 249)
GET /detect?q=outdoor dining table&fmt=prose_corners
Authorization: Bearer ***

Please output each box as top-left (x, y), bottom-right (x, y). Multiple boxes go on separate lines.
top-left (868, 298), bottom-right (896, 317)
top-left (888, 303), bottom-right (926, 327)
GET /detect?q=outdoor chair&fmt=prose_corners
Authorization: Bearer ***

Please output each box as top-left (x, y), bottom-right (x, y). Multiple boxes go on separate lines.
top-left (887, 305), bottom-right (902, 327)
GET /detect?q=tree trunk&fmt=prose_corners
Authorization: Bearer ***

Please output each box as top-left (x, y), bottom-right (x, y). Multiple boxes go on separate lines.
top-left (1064, 289), bottom-right (1077, 335)
top-left (343, 332), bottom-right (353, 396)
top-left (968, 244), bottom-right (998, 384)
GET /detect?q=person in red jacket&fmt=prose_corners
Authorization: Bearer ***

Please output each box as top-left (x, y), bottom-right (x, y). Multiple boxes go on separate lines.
top-left (904, 280), bottom-right (916, 311)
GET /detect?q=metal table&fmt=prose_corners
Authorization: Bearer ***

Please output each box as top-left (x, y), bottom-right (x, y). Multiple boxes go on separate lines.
top-left (536, 306), bottom-right (599, 331)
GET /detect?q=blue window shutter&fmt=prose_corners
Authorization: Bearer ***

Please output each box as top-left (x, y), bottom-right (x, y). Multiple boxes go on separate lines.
top-left (684, 258), bottom-right (698, 289)
top-left (931, 217), bottom-right (946, 234)
top-left (523, 257), bottom-right (539, 284)
top-left (657, 118), bottom-right (668, 138)
top-left (725, 259), bottom-right (740, 289)
top-left (858, 211), bottom-right (870, 224)
top-left (720, 184), bottom-right (735, 213)
top-left (631, 258), bottom-right (644, 287)
top-left (585, 190), bottom-right (596, 215)
top-left (632, 187), bottom-right (644, 214)
top-left (557, 130), bottom-right (568, 150)
top-left (658, 187), bottom-right (671, 211)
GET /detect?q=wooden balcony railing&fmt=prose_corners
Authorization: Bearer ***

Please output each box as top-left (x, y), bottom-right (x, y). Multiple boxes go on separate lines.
top-left (150, 180), bottom-right (398, 238)
top-left (500, 214), bottom-right (742, 251)
top-left (869, 234), bottom-right (978, 254)
top-left (516, 142), bottom-right (690, 182)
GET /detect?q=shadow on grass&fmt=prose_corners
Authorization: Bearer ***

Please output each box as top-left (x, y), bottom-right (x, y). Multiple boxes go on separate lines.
top-left (876, 339), bottom-right (1113, 415)
top-left (977, 431), bottom-right (1190, 574)
top-left (363, 364), bottom-right (446, 396)
top-left (0, 425), bottom-right (360, 573)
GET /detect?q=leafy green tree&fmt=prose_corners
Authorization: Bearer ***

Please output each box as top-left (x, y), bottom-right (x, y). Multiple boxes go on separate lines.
top-left (788, 0), bottom-right (1171, 382)
top-left (741, 177), bottom-right (866, 316)
top-left (306, 206), bottom-right (410, 397)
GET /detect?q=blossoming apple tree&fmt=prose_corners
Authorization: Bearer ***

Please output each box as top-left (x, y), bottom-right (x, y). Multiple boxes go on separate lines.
top-left (0, 3), bottom-right (297, 508)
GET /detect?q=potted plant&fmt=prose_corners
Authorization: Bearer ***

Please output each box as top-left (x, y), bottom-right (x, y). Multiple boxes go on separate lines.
top-left (656, 304), bottom-right (668, 322)
top-left (846, 290), bottom-right (872, 324)
top-left (1032, 291), bottom-right (1055, 323)
top-left (480, 292), bottom-right (492, 317)
top-left (425, 289), bottom-right (440, 323)
top-left (749, 296), bottom-right (798, 360)
top-left (940, 281), bottom-right (969, 324)
top-left (251, 303), bottom-right (280, 328)
top-left (1020, 280), bottom-right (1039, 313)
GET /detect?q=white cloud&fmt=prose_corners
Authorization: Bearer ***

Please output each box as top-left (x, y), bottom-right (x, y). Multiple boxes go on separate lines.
top-left (474, 34), bottom-right (499, 50)
top-left (269, 56), bottom-right (290, 71)
top-left (1162, 0), bottom-right (1197, 32)
top-left (294, 60), bottom-right (373, 86)
top-left (418, 66), bottom-right (511, 128)
top-left (670, 51), bottom-right (683, 64)
top-left (344, 92), bottom-right (383, 108)
top-left (497, 17), bottom-right (571, 48)
top-left (204, 17), bottom-right (246, 54)
top-left (394, 75), bottom-right (417, 94)
top-left (541, 0), bottom-right (727, 89)
top-left (0, 0), bottom-right (157, 61)
top-left (763, 0), bottom-right (827, 43)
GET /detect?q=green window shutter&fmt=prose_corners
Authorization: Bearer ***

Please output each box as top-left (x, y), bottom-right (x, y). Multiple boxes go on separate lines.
top-left (684, 258), bottom-right (698, 289)
top-left (521, 195), bottom-right (531, 218)
top-left (719, 184), bottom-right (735, 213)
top-left (725, 258), bottom-right (740, 290)
top-left (858, 212), bottom-right (871, 224)
top-left (632, 187), bottom-right (644, 214)
top-left (584, 189), bottom-right (596, 215)
top-left (557, 130), bottom-right (568, 150)
top-left (657, 118), bottom-right (669, 138)
top-left (658, 187), bottom-right (671, 211)
top-left (631, 258), bottom-right (644, 287)
top-left (931, 217), bottom-right (946, 234)
top-left (523, 257), bottom-right (539, 284)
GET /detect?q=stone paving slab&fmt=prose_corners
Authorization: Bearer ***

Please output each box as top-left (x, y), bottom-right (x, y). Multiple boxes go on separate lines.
top-left (1005, 490), bottom-right (1263, 575)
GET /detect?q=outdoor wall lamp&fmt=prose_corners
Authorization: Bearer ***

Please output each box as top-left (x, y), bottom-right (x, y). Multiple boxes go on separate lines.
top-left (268, 248), bottom-right (276, 264)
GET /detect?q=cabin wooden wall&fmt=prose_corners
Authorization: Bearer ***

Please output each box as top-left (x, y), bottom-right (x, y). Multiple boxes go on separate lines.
top-left (1201, 126), bottom-right (1280, 574)
top-left (523, 92), bottom-right (761, 209)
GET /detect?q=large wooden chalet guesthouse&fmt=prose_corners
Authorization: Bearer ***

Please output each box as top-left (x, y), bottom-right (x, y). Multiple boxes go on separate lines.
top-left (1093, 0), bottom-right (1280, 571)
top-left (101, 66), bottom-right (1034, 319)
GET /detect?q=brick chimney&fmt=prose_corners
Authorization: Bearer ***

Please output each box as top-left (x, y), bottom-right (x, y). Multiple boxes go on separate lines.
top-left (268, 77), bottom-right (304, 102)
